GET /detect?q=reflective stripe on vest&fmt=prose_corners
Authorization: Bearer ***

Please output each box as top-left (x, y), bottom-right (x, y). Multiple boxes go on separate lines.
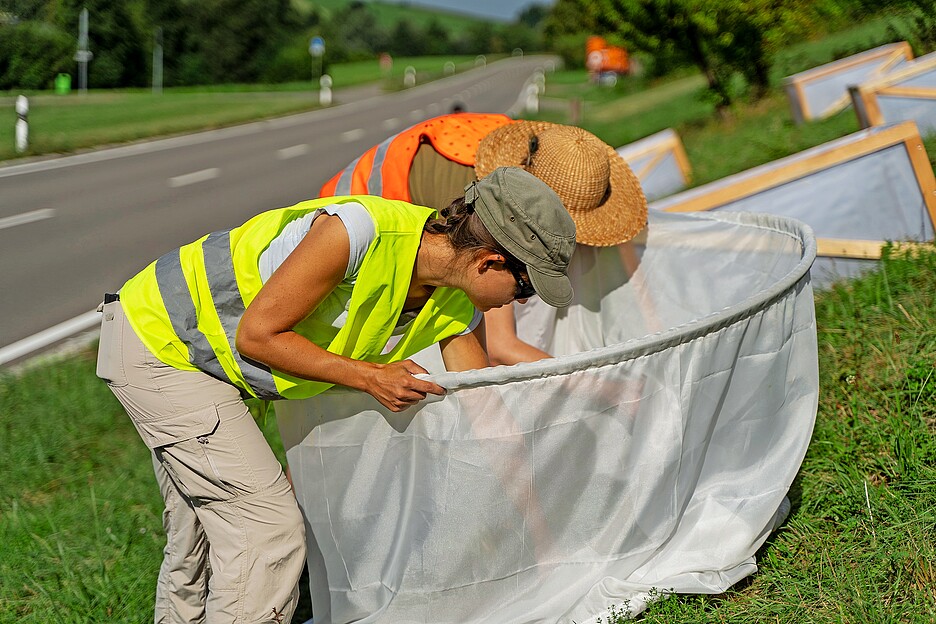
top-left (321, 113), bottom-right (513, 201)
top-left (366, 132), bottom-right (400, 195)
top-left (155, 231), bottom-right (282, 399)
top-left (122, 196), bottom-right (477, 401)
top-left (334, 155), bottom-right (361, 196)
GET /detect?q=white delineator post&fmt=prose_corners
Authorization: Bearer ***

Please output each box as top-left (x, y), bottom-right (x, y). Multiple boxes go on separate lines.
top-left (319, 74), bottom-right (333, 107)
top-left (525, 83), bottom-right (539, 114)
top-left (403, 66), bottom-right (416, 88)
top-left (15, 95), bottom-right (28, 153)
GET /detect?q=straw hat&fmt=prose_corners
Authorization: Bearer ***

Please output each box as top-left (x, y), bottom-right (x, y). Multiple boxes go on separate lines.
top-left (475, 121), bottom-right (647, 247)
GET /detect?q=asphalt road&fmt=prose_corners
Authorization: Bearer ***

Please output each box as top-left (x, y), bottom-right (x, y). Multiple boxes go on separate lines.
top-left (0, 56), bottom-right (554, 364)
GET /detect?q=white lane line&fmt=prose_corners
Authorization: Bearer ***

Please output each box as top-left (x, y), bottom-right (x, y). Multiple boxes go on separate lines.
top-left (0, 310), bottom-right (100, 366)
top-left (427, 103), bottom-right (440, 114)
top-left (341, 128), bottom-right (365, 142)
top-left (277, 144), bottom-right (309, 160)
top-left (409, 109), bottom-right (424, 121)
top-left (168, 168), bottom-right (220, 188)
top-left (381, 118), bottom-right (400, 131)
top-left (0, 208), bottom-right (56, 231)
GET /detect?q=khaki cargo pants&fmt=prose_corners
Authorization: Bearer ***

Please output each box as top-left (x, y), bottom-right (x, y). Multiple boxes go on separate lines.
top-left (96, 299), bottom-right (306, 623)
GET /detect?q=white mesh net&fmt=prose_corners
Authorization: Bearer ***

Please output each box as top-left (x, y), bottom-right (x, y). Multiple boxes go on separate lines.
top-left (277, 210), bottom-right (819, 623)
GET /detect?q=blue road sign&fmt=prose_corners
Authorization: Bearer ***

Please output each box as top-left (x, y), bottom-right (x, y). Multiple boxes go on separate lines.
top-left (309, 36), bottom-right (325, 57)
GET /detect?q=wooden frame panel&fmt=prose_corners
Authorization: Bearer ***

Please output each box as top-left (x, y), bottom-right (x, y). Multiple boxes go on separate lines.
top-left (783, 42), bottom-right (913, 123)
top-left (617, 129), bottom-right (692, 186)
top-left (850, 52), bottom-right (936, 130)
top-left (651, 122), bottom-right (936, 260)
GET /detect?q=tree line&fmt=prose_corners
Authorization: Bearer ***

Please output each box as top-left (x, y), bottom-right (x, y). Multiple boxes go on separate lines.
top-left (0, 0), bottom-right (547, 90)
top-left (545, 0), bottom-right (935, 110)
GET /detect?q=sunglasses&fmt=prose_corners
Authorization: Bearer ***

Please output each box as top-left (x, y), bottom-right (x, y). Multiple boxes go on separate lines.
top-left (505, 260), bottom-right (537, 300)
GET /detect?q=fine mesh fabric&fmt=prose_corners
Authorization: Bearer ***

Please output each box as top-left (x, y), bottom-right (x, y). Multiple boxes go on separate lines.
top-left (616, 130), bottom-right (689, 201)
top-left (276, 210), bottom-right (819, 623)
top-left (873, 52), bottom-right (936, 136)
top-left (651, 124), bottom-right (935, 286)
top-left (784, 42), bottom-right (912, 122)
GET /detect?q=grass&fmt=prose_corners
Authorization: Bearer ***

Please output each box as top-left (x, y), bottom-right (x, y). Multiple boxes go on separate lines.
top-left (526, 12), bottom-right (930, 189)
top-left (3, 247), bottom-right (936, 623)
top-left (0, 55), bottom-right (485, 162)
top-left (614, 245), bottom-right (936, 623)
top-left (0, 355), bottom-right (292, 622)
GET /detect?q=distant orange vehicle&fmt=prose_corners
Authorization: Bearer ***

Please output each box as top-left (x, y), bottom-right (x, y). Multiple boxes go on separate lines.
top-left (586, 36), bottom-right (630, 75)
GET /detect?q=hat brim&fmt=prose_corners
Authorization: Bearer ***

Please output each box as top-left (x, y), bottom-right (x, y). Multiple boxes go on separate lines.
top-left (565, 143), bottom-right (648, 247)
top-left (475, 122), bottom-right (648, 247)
top-left (527, 264), bottom-right (573, 308)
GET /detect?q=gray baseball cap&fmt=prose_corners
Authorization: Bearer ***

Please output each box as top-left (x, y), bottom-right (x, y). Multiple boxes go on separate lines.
top-left (464, 167), bottom-right (576, 307)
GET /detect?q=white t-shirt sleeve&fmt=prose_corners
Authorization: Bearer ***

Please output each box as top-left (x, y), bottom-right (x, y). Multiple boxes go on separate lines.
top-left (258, 202), bottom-right (376, 282)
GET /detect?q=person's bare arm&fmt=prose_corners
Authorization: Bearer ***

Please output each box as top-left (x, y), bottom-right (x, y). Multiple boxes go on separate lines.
top-left (236, 214), bottom-right (445, 412)
top-left (483, 304), bottom-right (551, 366)
top-left (440, 321), bottom-right (490, 372)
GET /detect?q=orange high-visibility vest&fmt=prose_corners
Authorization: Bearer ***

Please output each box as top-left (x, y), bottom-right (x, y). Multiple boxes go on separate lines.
top-left (320, 113), bottom-right (513, 201)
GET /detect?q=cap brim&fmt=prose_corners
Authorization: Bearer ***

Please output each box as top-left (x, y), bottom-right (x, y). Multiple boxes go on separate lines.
top-left (527, 264), bottom-right (573, 308)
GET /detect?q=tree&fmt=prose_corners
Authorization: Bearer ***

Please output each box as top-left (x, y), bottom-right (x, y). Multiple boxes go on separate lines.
top-left (546, 0), bottom-right (814, 109)
top-left (323, 2), bottom-right (388, 61)
top-left (185, 0), bottom-right (302, 84)
top-left (0, 20), bottom-right (73, 89)
top-left (517, 3), bottom-right (550, 29)
top-left (54, 0), bottom-right (148, 88)
top-left (423, 19), bottom-right (450, 56)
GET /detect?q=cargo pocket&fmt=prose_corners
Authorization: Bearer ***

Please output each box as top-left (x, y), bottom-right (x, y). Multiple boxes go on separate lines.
top-left (135, 404), bottom-right (220, 449)
top-left (95, 300), bottom-right (127, 387)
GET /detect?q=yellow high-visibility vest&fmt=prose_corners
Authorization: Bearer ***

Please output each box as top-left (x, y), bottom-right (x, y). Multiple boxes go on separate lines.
top-left (119, 196), bottom-right (476, 400)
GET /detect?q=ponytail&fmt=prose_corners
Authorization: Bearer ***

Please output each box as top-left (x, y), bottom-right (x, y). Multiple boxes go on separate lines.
top-left (424, 197), bottom-right (511, 260)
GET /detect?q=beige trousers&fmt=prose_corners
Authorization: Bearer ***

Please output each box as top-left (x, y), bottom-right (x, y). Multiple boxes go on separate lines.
top-left (97, 300), bottom-right (306, 623)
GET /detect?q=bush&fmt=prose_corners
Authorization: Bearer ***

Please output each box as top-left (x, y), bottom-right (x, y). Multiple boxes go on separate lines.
top-left (0, 21), bottom-right (73, 90)
top-left (549, 33), bottom-right (589, 70)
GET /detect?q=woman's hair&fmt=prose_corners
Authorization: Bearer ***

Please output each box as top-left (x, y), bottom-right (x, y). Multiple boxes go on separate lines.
top-left (424, 197), bottom-right (515, 262)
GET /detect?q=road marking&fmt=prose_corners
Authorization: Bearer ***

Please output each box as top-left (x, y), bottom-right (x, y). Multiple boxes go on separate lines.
top-left (277, 144), bottom-right (309, 160)
top-left (382, 118), bottom-right (400, 131)
top-left (0, 56), bottom-right (549, 180)
top-left (409, 109), bottom-right (424, 121)
top-left (0, 208), bottom-right (55, 231)
top-left (168, 168), bottom-right (220, 188)
top-left (341, 128), bottom-right (365, 142)
top-left (427, 103), bottom-right (440, 114)
top-left (0, 310), bottom-right (100, 366)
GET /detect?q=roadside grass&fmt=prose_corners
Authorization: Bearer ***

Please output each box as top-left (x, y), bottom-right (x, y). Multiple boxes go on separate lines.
top-left (624, 245), bottom-right (936, 623)
top-left (3, 248), bottom-right (935, 622)
top-left (0, 55), bottom-right (482, 162)
top-left (769, 15), bottom-right (913, 85)
top-left (534, 72), bottom-right (863, 187)
top-left (0, 355), bottom-right (289, 622)
top-left (528, 12), bottom-right (931, 188)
